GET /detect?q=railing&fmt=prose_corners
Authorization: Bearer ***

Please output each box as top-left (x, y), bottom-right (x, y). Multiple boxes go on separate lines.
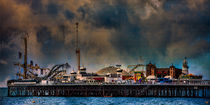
top-left (8, 80), bottom-right (210, 86)
top-left (40, 81), bottom-right (210, 86)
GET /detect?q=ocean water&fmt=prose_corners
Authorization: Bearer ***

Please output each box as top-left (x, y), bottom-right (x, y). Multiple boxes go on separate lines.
top-left (0, 88), bottom-right (210, 105)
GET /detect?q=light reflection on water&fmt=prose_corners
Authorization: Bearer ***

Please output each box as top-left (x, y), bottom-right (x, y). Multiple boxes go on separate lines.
top-left (0, 97), bottom-right (210, 105)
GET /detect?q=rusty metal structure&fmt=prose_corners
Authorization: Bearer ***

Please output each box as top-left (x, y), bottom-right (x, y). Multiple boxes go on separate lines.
top-left (23, 36), bottom-right (28, 79)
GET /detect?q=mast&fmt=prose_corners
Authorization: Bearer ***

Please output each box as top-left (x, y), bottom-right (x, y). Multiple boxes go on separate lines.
top-left (75, 22), bottom-right (80, 73)
top-left (23, 33), bottom-right (28, 79)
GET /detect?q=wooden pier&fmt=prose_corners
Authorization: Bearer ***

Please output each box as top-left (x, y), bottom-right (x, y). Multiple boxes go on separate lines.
top-left (8, 84), bottom-right (210, 97)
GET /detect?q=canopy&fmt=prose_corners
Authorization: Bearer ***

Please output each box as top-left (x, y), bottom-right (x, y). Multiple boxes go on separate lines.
top-left (164, 75), bottom-right (172, 79)
top-left (147, 75), bottom-right (157, 79)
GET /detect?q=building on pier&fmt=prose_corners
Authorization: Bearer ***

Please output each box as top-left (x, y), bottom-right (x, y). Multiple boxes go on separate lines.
top-left (104, 69), bottom-right (123, 83)
top-left (146, 63), bottom-right (182, 79)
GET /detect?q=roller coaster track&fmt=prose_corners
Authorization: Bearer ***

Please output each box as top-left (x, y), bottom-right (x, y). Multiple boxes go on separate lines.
top-left (15, 63), bottom-right (70, 81)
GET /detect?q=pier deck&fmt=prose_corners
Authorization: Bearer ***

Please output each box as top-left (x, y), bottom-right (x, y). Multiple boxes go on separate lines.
top-left (8, 84), bottom-right (210, 97)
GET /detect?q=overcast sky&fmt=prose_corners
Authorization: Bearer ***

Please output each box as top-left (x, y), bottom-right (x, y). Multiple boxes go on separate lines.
top-left (0, 0), bottom-right (210, 86)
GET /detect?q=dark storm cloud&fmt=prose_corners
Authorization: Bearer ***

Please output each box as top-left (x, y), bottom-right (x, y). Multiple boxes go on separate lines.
top-left (79, 1), bottom-right (143, 55)
top-left (30, 0), bottom-right (43, 14)
top-left (64, 10), bottom-right (75, 20)
top-left (90, 5), bottom-right (128, 29)
top-left (163, 0), bottom-right (210, 58)
top-left (0, 0), bottom-right (210, 86)
top-left (77, 6), bottom-right (86, 19)
top-left (36, 26), bottom-right (70, 65)
top-left (47, 3), bottom-right (58, 15)
top-left (132, 1), bottom-right (210, 74)
top-left (0, 31), bottom-right (22, 82)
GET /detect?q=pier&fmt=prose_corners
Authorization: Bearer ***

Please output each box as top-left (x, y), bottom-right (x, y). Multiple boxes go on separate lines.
top-left (8, 83), bottom-right (210, 97)
top-left (7, 24), bottom-right (209, 98)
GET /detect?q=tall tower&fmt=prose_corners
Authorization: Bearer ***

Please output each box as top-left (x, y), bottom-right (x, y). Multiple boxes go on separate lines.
top-left (75, 22), bottom-right (80, 74)
top-left (23, 33), bottom-right (28, 79)
top-left (170, 64), bottom-right (175, 78)
top-left (182, 57), bottom-right (189, 75)
top-left (146, 62), bottom-right (153, 77)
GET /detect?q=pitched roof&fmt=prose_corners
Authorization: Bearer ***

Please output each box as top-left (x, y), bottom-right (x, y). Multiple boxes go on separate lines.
top-left (96, 66), bottom-right (129, 75)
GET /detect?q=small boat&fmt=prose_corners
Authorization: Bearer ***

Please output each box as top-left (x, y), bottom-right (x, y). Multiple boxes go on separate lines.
top-left (104, 96), bottom-right (112, 97)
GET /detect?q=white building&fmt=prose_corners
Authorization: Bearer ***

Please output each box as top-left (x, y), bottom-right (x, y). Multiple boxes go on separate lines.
top-left (61, 70), bottom-right (77, 83)
top-left (105, 69), bottom-right (123, 83)
top-left (76, 67), bottom-right (87, 81)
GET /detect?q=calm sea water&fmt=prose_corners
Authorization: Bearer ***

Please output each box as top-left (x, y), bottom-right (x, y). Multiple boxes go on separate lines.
top-left (0, 88), bottom-right (210, 105)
